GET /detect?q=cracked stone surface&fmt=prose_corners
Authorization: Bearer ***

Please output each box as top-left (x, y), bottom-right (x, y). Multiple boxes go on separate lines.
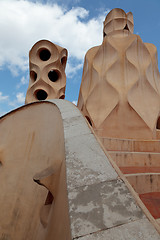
top-left (65, 133), bottom-right (118, 190)
top-left (69, 179), bottom-right (144, 238)
top-left (50, 99), bottom-right (82, 120)
top-left (76, 218), bottom-right (160, 240)
top-left (50, 100), bottom-right (117, 190)
top-left (49, 100), bottom-right (160, 239)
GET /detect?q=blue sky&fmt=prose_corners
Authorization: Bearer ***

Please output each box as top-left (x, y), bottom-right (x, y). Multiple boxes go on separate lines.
top-left (0, 0), bottom-right (160, 115)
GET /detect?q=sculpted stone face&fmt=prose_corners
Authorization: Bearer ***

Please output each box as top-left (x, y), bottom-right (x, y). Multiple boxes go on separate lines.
top-left (25, 40), bottom-right (68, 104)
top-left (103, 8), bottom-right (134, 37)
top-left (78, 8), bottom-right (160, 139)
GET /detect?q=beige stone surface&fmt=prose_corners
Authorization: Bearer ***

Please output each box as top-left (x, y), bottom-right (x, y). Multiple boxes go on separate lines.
top-left (2, 7), bottom-right (160, 239)
top-left (103, 8), bottom-right (134, 36)
top-left (0, 99), bottom-right (159, 239)
top-left (0, 102), bottom-right (71, 240)
top-left (77, 8), bottom-right (160, 139)
top-left (109, 152), bottom-right (160, 167)
top-left (101, 137), bottom-right (160, 152)
top-left (77, 8), bottom-right (160, 229)
top-left (126, 174), bottom-right (160, 194)
top-left (25, 40), bottom-right (67, 104)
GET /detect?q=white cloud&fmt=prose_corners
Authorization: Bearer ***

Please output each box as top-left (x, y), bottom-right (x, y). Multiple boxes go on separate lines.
top-left (8, 92), bottom-right (25, 107)
top-left (16, 92), bottom-right (25, 104)
top-left (20, 76), bottom-right (28, 85)
top-left (66, 61), bottom-right (83, 77)
top-left (0, 0), bottom-right (106, 76)
top-left (0, 92), bottom-right (9, 101)
top-left (16, 75), bottom-right (28, 88)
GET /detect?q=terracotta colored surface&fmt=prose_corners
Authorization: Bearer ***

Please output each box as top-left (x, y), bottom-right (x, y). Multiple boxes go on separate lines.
top-left (51, 99), bottom-right (160, 238)
top-left (109, 152), bottom-right (160, 167)
top-left (157, 218), bottom-right (160, 225)
top-left (120, 166), bottom-right (160, 174)
top-left (2, 99), bottom-right (159, 239)
top-left (76, 7), bottom-right (160, 234)
top-left (101, 137), bottom-right (160, 152)
top-left (4, 7), bottom-right (160, 238)
top-left (76, 8), bottom-right (160, 232)
top-left (0, 102), bottom-right (71, 240)
top-left (126, 174), bottom-right (160, 195)
top-left (25, 40), bottom-right (67, 104)
top-left (156, 130), bottom-right (160, 139)
top-left (78, 8), bottom-right (160, 140)
top-left (139, 192), bottom-right (160, 219)
top-left (108, 145), bottom-right (160, 220)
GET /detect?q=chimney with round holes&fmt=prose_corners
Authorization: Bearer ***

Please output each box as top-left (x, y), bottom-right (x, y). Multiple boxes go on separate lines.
top-left (25, 40), bottom-right (68, 104)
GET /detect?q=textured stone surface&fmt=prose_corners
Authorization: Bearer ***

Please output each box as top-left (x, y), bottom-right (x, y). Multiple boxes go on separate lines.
top-left (77, 8), bottom-right (160, 140)
top-left (25, 40), bottom-right (67, 104)
top-left (65, 133), bottom-right (118, 189)
top-left (77, 218), bottom-right (160, 240)
top-left (63, 116), bottom-right (91, 139)
top-left (51, 99), bottom-right (82, 119)
top-left (69, 179), bottom-right (144, 238)
top-left (52, 100), bottom-right (91, 138)
top-left (48, 100), bottom-right (160, 239)
top-left (139, 192), bottom-right (160, 219)
top-left (102, 137), bottom-right (160, 152)
top-left (0, 102), bottom-right (71, 240)
top-left (51, 99), bottom-right (118, 190)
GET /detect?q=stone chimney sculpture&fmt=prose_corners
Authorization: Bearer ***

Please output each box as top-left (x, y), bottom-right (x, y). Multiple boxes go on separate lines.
top-left (25, 40), bottom-right (68, 104)
top-left (0, 8), bottom-right (160, 240)
top-left (77, 8), bottom-right (160, 139)
top-left (78, 8), bottom-right (160, 231)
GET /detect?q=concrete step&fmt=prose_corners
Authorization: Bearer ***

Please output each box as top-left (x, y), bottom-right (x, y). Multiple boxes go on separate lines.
top-left (119, 166), bottom-right (160, 174)
top-left (126, 173), bottom-right (160, 195)
top-left (139, 192), bottom-right (160, 219)
top-left (100, 137), bottom-right (160, 152)
top-left (156, 218), bottom-right (160, 226)
top-left (108, 152), bottom-right (160, 174)
top-left (103, 137), bottom-right (160, 223)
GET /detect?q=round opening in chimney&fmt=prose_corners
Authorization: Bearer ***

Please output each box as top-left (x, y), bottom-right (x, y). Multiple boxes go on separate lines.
top-left (36, 90), bottom-right (48, 100)
top-left (30, 71), bottom-right (37, 82)
top-left (61, 56), bottom-right (67, 67)
top-left (39, 49), bottom-right (51, 61)
top-left (48, 70), bottom-right (60, 82)
top-left (59, 95), bottom-right (65, 99)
